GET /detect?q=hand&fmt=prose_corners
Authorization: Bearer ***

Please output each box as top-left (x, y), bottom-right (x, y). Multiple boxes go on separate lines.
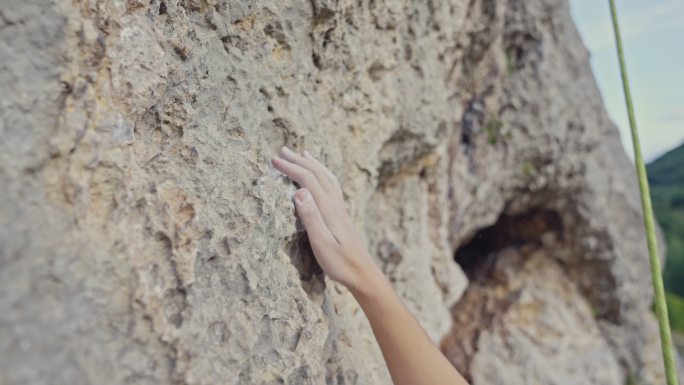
top-left (272, 147), bottom-right (469, 385)
top-left (270, 146), bottom-right (379, 292)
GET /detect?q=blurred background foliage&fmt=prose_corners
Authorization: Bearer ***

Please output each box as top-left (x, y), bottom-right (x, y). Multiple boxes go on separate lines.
top-left (648, 141), bottom-right (684, 343)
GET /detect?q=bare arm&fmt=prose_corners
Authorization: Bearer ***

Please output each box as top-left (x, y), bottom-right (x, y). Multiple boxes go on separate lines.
top-left (271, 146), bottom-right (469, 385)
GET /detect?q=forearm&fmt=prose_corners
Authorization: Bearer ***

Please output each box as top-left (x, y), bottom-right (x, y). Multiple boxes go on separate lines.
top-left (349, 258), bottom-right (469, 385)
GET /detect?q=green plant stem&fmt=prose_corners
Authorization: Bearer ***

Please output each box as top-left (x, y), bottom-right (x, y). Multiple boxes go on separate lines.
top-left (608, 1), bottom-right (680, 384)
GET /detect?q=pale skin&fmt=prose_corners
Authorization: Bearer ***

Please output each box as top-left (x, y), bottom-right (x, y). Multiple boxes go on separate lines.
top-left (271, 146), bottom-right (469, 385)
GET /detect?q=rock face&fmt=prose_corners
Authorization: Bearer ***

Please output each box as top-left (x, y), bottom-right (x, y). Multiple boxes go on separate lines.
top-left (0, 0), bottom-right (674, 384)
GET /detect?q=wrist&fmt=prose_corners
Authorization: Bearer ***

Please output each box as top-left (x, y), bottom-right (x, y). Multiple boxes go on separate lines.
top-left (347, 255), bottom-right (395, 307)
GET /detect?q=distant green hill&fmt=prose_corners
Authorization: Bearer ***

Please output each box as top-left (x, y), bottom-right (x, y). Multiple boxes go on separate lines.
top-left (649, 142), bottom-right (684, 188)
top-left (648, 141), bottom-right (684, 333)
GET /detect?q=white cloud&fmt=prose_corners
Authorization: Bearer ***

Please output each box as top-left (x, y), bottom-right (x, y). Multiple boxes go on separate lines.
top-left (584, 0), bottom-right (684, 52)
top-left (660, 108), bottom-right (684, 124)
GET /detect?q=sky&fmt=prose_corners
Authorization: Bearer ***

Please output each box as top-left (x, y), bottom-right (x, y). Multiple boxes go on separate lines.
top-left (569, 0), bottom-right (684, 162)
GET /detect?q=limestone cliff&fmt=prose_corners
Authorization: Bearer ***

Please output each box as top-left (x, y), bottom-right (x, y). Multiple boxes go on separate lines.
top-left (0, 0), bottom-right (673, 384)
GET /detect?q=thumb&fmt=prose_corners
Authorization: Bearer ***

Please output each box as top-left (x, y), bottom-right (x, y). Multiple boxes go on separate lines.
top-left (294, 188), bottom-right (338, 246)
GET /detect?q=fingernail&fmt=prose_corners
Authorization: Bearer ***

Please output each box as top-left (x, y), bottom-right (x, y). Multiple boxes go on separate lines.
top-left (296, 189), bottom-right (311, 203)
top-left (282, 145), bottom-right (293, 155)
top-left (303, 150), bottom-right (311, 157)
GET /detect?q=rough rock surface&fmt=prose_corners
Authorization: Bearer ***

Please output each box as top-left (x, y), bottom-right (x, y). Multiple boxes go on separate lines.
top-left (0, 0), bottom-right (675, 384)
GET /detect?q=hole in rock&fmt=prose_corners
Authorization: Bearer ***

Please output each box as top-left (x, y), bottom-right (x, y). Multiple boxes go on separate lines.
top-left (445, 208), bottom-right (571, 382)
top-left (454, 208), bottom-right (564, 281)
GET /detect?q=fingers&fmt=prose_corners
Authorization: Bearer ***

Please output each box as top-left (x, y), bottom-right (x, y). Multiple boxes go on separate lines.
top-left (271, 155), bottom-right (324, 196)
top-left (294, 188), bottom-right (340, 249)
top-left (279, 146), bottom-right (338, 194)
top-left (303, 150), bottom-right (342, 195)
top-left (272, 152), bottom-right (351, 242)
